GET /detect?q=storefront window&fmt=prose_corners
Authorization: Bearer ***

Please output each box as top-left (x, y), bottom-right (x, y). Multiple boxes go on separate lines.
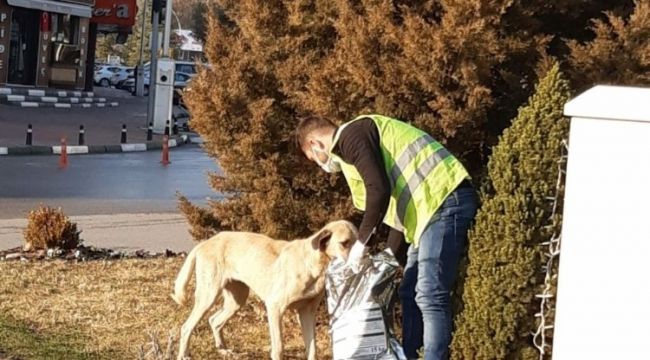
top-left (51, 14), bottom-right (79, 45)
top-left (49, 14), bottom-right (81, 66)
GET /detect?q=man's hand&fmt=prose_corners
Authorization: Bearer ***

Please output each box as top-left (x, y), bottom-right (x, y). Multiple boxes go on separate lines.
top-left (346, 240), bottom-right (368, 273)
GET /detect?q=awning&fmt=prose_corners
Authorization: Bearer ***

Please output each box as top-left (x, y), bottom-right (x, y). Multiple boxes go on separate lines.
top-left (7, 0), bottom-right (92, 18)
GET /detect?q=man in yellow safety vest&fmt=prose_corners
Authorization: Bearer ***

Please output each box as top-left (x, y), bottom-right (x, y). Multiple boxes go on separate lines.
top-left (296, 114), bottom-right (478, 360)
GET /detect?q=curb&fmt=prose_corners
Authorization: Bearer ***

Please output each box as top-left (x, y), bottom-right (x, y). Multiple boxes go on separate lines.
top-left (0, 87), bottom-right (94, 98)
top-left (1, 94), bottom-right (107, 103)
top-left (1, 101), bottom-right (119, 108)
top-left (0, 135), bottom-right (194, 156)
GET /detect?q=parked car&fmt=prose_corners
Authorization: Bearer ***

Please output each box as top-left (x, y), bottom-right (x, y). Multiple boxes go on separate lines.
top-left (111, 67), bottom-right (134, 88)
top-left (94, 65), bottom-right (122, 87)
top-left (140, 61), bottom-right (200, 80)
top-left (124, 71), bottom-right (193, 95)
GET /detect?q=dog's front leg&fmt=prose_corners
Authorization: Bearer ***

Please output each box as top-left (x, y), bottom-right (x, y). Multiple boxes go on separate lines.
top-left (298, 299), bottom-right (320, 360)
top-left (266, 303), bottom-right (285, 360)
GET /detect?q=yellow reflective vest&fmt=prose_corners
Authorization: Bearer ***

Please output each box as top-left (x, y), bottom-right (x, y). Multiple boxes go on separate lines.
top-left (329, 115), bottom-right (469, 246)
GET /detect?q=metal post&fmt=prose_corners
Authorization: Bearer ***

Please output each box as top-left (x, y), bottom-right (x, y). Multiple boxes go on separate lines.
top-left (121, 124), bottom-right (127, 144)
top-left (146, 3), bottom-right (160, 129)
top-left (162, 0), bottom-right (173, 57)
top-left (136, 0), bottom-right (148, 97)
top-left (25, 124), bottom-right (33, 145)
top-left (138, 0), bottom-right (148, 65)
top-left (164, 120), bottom-right (170, 136)
top-left (78, 125), bottom-right (85, 145)
top-left (172, 118), bottom-right (178, 135)
top-left (147, 122), bottom-right (153, 141)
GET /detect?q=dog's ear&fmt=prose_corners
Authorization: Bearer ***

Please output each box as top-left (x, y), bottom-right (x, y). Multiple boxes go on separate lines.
top-left (311, 228), bottom-right (333, 251)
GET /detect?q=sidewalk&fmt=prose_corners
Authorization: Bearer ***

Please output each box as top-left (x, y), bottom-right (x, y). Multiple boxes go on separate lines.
top-left (0, 87), bottom-right (194, 153)
top-left (0, 213), bottom-right (195, 253)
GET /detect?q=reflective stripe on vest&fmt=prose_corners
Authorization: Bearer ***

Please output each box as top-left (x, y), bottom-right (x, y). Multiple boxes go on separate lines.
top-left (390, 134), bottom-right (451, 229)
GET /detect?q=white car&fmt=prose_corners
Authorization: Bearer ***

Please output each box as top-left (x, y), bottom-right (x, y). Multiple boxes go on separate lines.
top-left (110, 67), bottom-right (134, 87)
top-left (124, 72), bottom-right (193, 94)
top-left (94, 65), bottom-right (122, 87)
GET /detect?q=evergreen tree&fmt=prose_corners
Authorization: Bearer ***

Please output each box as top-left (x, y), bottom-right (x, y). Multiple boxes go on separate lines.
top-left (124, 0), bottom-right (152, 66)
top-left (190, 1), bottom-right (210, 41)
top-left (450, 63), bottom-right (570, 360)
top-left (180, 0), bottom-right (646, 248)
top-left (182, 0), bottom-right (353, 239)
top-left (95, 33), bottom-right (117, 63)
top-left (567, 0), bottom-right (650, 91)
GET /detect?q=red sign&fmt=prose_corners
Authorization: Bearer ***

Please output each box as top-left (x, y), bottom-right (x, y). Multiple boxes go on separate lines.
top-left (40, 11), bottom-right (50, 32)
top-left (90, 0), bottom-right (136, 27)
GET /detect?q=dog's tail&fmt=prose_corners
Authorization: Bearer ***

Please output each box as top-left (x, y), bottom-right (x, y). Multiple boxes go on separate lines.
top-left (171, 245), bottom-right (199, 306)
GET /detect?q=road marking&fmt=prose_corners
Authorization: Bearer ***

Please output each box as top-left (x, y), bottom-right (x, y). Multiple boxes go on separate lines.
top-left (52, 146), bottom-right (89, 154)
top-left (41, 96), bottom-right (58, 103)
top-left (54, 103), bottom-right (72, 108)
top-left (121, 143), bottom-right (147, 152)
top-left (0, 147), bottom-right (7, 155)
top-left (7, 95), bottom-right (25, 102)
top-left (27, 89), bottom-right (45, 97)
top-left (0, 88), bottom-right (12, 95)
top-left (21, 102), bottom-right (39, 107)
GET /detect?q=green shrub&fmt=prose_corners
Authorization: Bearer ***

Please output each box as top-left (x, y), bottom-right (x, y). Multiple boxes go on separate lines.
top-left (23, 206), bottom-right (81, 251)
top-left (451, 63), bottom-right (570, 359)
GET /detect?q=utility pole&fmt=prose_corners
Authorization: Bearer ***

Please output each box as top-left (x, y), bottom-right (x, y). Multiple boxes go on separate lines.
top-left (146, 0), bottom-right (161, 130)
top-left (135, 0), bottom-right (148, 97)
top-left (162, 0), bottom-right (173, 56)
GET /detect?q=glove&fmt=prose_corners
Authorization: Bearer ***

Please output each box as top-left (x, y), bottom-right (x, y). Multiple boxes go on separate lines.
top-left (346, 240), bottom-right (368, 273)
top-left (384, 247), bottom-right (394, 257)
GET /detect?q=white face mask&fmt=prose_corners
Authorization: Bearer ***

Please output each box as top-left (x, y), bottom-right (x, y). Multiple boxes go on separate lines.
top-left (311, 145), bottom-right (341, 173)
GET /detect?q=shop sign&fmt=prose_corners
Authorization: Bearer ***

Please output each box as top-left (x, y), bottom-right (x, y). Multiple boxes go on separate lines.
top-left (90, 0), bottom-right (135, 27)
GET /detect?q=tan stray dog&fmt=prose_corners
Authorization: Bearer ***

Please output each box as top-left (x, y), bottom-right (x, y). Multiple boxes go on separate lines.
top-left (171, 220), bottom-right (358, 360)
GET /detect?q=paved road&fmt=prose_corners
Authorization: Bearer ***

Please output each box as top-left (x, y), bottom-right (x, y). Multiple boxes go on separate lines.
top-left (0, 145), bottom-right (220, 216)
top-left (0, 146), bottom-right (221, 251)
top-left (0, 87), bottom-right (190, 146)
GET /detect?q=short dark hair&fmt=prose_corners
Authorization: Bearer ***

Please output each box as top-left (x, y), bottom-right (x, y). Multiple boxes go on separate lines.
top-left (295, 115), bottom-right (337, 149)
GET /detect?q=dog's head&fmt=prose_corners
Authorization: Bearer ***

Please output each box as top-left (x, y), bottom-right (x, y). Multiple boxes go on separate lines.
top-left (310, 220), bottom-right (358, 260)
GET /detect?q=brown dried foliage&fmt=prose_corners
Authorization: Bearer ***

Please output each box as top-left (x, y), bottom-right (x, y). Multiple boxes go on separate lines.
top-left (181, 0), bottom-right (642, 244)
top-left (23, 206), bottom-right (81, 251)
top-left (567, 0), bottom-right (650, 91)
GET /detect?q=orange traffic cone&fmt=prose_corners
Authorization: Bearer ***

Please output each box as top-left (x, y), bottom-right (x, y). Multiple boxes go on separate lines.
top-left (59, 138), bottom-right (68, 169)
top-left (161, 135), bottom-right (170, 166)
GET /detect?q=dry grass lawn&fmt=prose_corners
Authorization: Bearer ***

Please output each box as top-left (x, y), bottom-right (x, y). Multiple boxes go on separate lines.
top-left (0, 258), bottom-right (335, 359)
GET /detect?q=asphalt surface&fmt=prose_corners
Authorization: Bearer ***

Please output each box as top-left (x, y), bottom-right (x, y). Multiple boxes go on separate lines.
top-left (0, 87), bottom-right (190, 147)
top-left (0, 146), bottom-right (221, 219)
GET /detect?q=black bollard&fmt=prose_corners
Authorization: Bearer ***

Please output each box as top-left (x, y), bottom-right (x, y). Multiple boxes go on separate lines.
top-left (26, 124), bottom-right (33, 145)
top-left (172, 118), bottom-right (179, 135)
top-left (78, 125), bottom-right (85, 145)
top-left (164, 120), bottom-right (170, 136)
top-left (121, 124), bottom-right (127, 144)
top-left (147, 122), bottom-right (153, 141)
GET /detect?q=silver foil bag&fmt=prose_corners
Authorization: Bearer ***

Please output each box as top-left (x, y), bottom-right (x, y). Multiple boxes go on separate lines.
top-left (326, 250), bottom-right (406, 360)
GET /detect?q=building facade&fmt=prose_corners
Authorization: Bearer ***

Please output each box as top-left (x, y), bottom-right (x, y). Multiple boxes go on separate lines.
top-left (0, 0), bottom-right (94, 89)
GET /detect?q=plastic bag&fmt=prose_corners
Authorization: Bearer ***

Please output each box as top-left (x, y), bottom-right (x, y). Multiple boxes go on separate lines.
top-left (326, 250), bottom-right (406, 360)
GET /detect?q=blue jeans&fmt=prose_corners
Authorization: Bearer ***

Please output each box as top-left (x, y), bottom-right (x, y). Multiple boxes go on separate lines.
top-left (398, 185), bottom-right (478, 360)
